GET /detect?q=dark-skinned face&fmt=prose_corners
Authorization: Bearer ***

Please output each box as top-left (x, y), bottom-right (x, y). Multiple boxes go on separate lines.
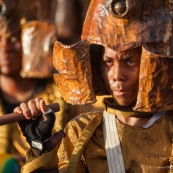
top-left (0, 33), bottom-right (22, 76)
top-left (101, 47), bottom-right (141, 107)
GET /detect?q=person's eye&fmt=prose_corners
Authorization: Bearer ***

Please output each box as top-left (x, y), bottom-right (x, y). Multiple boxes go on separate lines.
top-left (104, 59), bottom-right (113, 67)
top-left (125, 58), bottom-right (135, 66)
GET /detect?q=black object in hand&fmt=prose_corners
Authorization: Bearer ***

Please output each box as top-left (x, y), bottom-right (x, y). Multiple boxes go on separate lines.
top-left (19, 111), bottom-right (55, 151)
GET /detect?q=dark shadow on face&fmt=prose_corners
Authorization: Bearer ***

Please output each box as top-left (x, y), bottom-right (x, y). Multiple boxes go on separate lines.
top-left (90, 44), bottom-right (110, 96)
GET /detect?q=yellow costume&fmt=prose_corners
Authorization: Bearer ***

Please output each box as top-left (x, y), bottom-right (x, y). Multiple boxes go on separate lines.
top-left (21, 98), bottom-right (173, 173)
top-left (0, 79), bottom-right (70, 162)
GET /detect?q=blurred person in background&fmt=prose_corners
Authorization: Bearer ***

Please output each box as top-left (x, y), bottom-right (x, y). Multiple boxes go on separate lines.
top-left (0, 0), bottom-right (71, 171)
top-left (0, 0), bottom-right (104, 171)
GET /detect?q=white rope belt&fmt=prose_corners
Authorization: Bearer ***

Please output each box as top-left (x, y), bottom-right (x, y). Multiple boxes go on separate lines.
top-left (103, 110), bottom-right (125, 173)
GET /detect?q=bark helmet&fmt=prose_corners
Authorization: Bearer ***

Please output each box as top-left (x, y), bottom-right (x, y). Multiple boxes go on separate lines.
top-left (53, 0), bottom-right (173, 112)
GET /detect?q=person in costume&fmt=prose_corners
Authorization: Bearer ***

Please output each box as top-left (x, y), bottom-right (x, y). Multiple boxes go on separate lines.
top-left (13, 0), bottom-right (173, 172)
top-left (0, 0), bottom-right (71, 170)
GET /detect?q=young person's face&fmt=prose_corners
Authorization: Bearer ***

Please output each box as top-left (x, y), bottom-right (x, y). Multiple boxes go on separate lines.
top-left (0, 33), bottom-right (22, 76)
top-left (101, 47), bottom-right (141, 107)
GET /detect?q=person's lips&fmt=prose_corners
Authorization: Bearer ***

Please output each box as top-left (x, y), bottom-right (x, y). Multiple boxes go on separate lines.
top-left (110, 82), bottom-right (130, 96)
top-left (113, 90), bottom-right (129, 96)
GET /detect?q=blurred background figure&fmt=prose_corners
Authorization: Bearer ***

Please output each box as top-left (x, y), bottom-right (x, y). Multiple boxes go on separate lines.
top-left (0, 0), bottom-right (70, 171)
top-left (0, 0), bottom-right (104, 171)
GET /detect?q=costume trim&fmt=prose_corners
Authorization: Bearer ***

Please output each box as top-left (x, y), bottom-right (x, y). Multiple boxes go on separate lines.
top-left (104, 98), bottom-right (152, 118)
top-left (66, 114), bottom-right (102, 173)
top-left (21, 146), bottom-right (58, 173)
top-left (103, 110), bottom-right (125, 173)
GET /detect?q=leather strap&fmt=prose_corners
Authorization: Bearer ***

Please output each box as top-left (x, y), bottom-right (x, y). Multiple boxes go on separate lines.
top-left (103, 110), bottom-right (125, 173)
top-left (44, 130), bottom-right (65, 153)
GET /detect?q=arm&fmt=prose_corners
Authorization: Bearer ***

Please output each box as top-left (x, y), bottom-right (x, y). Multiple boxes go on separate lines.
top-left (14, 97), bottom-right (86, 173)
top-left (13, 97), bottom-right (64, 172)
top-left (20, 121), bottom-right (86, 173)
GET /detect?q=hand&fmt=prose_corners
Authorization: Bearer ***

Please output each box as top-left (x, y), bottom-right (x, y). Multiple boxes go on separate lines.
top-left (14, 97), bottom-right (50, 120)
top-left (14, 97), bottom-right (55, 152)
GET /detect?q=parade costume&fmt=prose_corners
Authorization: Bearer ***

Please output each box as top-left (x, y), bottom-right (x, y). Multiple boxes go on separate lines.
top-left (20, 98), bottom-right (173, 173)
top-left (18, 0), bottom-right (173, 172)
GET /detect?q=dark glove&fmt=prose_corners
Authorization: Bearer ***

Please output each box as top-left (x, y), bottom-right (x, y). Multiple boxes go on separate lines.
top-left (19, 109), bottom-right (55, 151)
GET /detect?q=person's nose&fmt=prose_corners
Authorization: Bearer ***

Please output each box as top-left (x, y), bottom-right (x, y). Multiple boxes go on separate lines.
top-left (112, 63), bottom-right (125, 81)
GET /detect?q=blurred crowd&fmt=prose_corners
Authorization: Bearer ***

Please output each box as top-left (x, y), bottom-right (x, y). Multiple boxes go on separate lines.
top-left (0, 0), bottom-right (105, 172)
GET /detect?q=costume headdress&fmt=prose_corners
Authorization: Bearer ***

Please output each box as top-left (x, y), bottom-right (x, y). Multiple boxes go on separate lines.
top-left (0, 0), bottom-right (21, 37)
top-left (53, 0), bottom-right (173, 112)
top-left (0, 0), bottom-right (57, 78)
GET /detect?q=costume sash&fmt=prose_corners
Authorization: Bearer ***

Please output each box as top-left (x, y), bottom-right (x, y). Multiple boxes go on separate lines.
top-left (103, 110), bottom-right (125, 173)
top-left (67, 114), bottom-right (102, 173)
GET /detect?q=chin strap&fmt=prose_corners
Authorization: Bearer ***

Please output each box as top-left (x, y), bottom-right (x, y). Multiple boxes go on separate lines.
top-left (43, 130), bottom-right (65, 153)
top-left (103, 110), bottom-right (126, 173)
